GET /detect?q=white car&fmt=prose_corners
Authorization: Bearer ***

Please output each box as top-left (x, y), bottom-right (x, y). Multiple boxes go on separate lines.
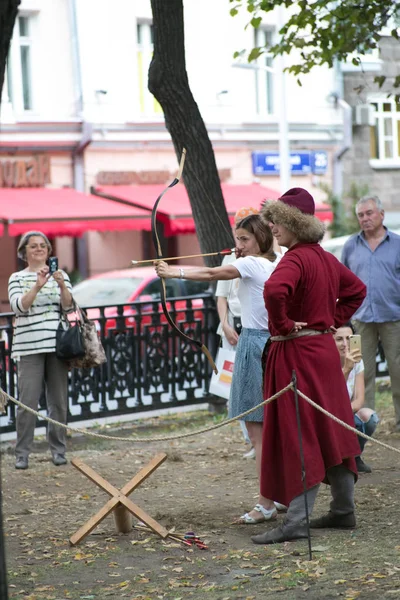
top-left (321, 228), bottom-right (400, 261)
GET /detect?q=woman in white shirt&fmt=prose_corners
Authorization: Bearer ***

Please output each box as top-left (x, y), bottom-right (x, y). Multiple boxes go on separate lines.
top-left (156, 214), bottom-right (282, 523)
top-left (334, 323), bottom-right (379, 473)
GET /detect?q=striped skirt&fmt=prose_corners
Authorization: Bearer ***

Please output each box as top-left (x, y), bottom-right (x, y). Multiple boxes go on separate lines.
top-left (228, 327), bottom-right (270, 423)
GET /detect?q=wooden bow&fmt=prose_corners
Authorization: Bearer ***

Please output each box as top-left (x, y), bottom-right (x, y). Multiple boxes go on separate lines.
top-left (152, 148), bottom-right (218, 374)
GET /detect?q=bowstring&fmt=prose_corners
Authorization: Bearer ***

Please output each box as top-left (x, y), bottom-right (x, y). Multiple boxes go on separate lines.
top-left (185, 164), bottom-right (238, 343)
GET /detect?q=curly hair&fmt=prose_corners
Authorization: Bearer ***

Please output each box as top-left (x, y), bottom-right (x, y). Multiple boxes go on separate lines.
top-left (261, 201), bottom-right (326, 244)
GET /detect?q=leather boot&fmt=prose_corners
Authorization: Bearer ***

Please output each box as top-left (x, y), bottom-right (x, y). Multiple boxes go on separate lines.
top-left (310, 511), bottom-right (356, 529)
top-left (252, 522), bottom-right (309, 545)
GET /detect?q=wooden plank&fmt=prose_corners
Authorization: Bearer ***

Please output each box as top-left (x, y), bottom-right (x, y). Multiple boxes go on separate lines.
top-left (69, 496), bottom-right (120, 546)
top-left (69, 454), bottom-right (169, 544)
top-left (71, 457), bottom-right (120, 497)
top-left (120, 453), bottom-right (168, 496)
top-left (113, 505), bottom-right (132, 533)
top-left (120, 495), bottom-right (168, 538)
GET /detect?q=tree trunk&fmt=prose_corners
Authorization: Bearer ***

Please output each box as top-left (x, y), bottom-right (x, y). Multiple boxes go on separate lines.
top-left (0, 4), bottom-right (19, 596)
top-left (149, 0), bottom-right (233, 266)
top-left (0, 0), bottom-right (20, 99)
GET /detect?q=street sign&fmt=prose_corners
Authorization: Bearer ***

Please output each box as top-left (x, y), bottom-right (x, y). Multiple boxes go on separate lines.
top-left (252, 151), bottom-right (328, 175)
top-left (310, 151), bottom-right (328, 175)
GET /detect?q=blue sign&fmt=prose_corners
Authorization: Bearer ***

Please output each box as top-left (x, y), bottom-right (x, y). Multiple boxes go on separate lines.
top-left (310, 151), bottom-right (328, 175)
top-left (252, 151), bottom-right (328, 176)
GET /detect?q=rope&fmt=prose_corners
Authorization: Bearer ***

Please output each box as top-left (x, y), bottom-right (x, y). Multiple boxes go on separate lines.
top-left (0, 384), bottom-right (293, 443)
top-left (2, 384), bottom-right (400, 455)
top-left (297, 388), bottom-right (400, 455)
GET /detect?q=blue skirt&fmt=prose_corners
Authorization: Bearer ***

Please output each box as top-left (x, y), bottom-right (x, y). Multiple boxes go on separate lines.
top-left (228, 327), bottom-right (270, 423)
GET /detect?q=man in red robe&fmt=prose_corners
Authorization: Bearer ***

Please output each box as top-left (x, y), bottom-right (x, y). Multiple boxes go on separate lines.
top-left (252, 188), bottom-right (367, 545)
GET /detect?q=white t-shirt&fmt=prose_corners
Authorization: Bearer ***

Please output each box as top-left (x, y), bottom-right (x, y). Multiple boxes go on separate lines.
top-left (346, 359), bottom-right (364, 400)
top-left (232, 255), bottom-right (281, 330)
top-left (215, 251), bottom-right (241, 320)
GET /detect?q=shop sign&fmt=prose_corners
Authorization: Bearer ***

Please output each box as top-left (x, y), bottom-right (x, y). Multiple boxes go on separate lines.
top-left (97, 171), bottom-right (171, 185)
top-left (97, 168), bottom-right (232, 185)
top-left (0, 155), bottom-right (51, 187)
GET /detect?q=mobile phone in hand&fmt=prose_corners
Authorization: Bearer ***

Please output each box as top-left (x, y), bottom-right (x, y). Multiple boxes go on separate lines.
top-left (349, 334), bottom-right (362, 358)
top-left (48, 256), bottom-right (58, 275)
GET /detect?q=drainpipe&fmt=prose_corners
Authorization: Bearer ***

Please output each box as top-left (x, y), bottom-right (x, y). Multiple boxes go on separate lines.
top-left (69, 0), bottom-right (92, 279)
top-left (332, 97), bottom-right (352, 199)
top-left (332, 60), bottom-right (353, 199)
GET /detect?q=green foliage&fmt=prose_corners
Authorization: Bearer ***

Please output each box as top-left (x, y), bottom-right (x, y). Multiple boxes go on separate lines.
top-left (320, 181), bottom-right (370, 237)
top-left (229, 0), bottom-right (400, 83)
top-left (64, 268), bottom-right (83, 286)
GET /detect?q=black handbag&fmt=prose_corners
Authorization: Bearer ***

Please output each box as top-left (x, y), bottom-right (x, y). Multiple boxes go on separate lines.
top-left (56, 310), bottom-right (85, 361)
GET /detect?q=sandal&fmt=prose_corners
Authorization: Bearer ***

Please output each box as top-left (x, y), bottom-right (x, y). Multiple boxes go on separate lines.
top-left (274, 502), bottom-right (288, 512)
top-left (238, 503), bottom-right (277, 524)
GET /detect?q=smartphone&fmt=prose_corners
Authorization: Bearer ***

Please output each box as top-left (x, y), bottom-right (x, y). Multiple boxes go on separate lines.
top-left (48, 256), bottom-right (58, 275)
top-left (349, 334), bottom-right (362, 358)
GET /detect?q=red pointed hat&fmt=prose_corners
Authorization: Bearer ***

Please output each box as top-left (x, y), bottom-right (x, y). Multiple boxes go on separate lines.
top-left (279, 187), bottom-right (315, 215)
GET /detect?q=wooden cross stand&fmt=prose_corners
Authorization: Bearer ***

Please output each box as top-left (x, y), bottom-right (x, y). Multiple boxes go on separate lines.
top-left (69, 453), bottom-right (169, 546)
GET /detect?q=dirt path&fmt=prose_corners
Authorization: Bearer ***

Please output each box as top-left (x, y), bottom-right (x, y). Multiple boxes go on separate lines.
top-left (2, 394), bottom-right (400, 600)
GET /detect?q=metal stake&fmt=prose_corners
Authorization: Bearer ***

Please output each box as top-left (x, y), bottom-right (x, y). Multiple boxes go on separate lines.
top-left (0, 453), bottom-right (9, 599)
top-left (292, 369), bottom-right (312, 560)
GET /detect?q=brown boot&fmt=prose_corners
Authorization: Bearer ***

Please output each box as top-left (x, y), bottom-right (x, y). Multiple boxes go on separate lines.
top-left (310, 511), bottom-right (356, 529)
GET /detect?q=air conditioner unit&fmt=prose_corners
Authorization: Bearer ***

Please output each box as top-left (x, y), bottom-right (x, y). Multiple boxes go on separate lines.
top-left (353, 104), bottom-right (375, 126)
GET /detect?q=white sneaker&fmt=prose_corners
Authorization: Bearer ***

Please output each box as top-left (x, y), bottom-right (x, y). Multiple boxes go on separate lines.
top-left (243, 447), bottom-right (256, 459)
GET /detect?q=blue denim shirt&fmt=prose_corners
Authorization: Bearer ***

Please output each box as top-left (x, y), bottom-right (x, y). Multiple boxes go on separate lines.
top-left (341, 228), bottom-right (400, 323)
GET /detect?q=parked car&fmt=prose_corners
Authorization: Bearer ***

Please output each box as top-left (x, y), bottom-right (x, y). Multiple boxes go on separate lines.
top-left (322, 228), bottom-right (400, 261)
top-left (72, 266), bottom-right (212, 332)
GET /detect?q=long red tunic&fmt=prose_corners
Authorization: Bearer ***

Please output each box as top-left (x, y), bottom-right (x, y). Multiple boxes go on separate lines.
top-left (261, 243), bottom-right (367, 506)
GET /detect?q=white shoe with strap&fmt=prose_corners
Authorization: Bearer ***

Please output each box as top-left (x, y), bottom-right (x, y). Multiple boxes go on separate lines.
top-left (239, 503), bottom-right (278, 524)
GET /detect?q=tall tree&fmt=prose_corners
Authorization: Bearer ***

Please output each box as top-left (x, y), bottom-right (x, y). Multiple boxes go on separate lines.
top-left (149, 0), bottom-right (234, 265)
top-left (0, 0), bottom-right (20, 98)
top-left (0, 4), bottom-right (19, 596)
top-left (230, 0), bottom-right (400, 90)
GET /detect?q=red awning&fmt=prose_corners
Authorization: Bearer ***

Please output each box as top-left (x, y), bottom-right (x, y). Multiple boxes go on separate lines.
top-left (0, 188), bottom-right (152, 237)
top-left (94, 183), bottom-right (333, 236)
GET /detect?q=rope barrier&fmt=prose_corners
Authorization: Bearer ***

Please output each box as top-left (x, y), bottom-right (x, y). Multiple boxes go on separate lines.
top-left (1, 384), bottom-right (400, 455)
top-left (297, 388), bottom-right (400, 455)
top-left (0, 384), bottom-right (293, 443)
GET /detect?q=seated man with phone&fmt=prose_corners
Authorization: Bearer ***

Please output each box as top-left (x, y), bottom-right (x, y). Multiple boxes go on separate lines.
top-left (334, 323), bottom-right (379, 473)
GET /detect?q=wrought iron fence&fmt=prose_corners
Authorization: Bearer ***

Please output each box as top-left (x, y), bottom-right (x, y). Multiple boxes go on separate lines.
top-left (0, 294), bottom-right (220, 434)
top-left (0, 294), bottom-right (389, 435)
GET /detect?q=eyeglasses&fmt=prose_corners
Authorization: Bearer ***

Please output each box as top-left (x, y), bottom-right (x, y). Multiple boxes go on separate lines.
top-left (27, 244), bottom-right (48, 250)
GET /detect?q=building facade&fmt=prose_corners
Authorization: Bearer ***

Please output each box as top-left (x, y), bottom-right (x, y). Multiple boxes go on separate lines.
top-left (342, 31), bottom-right (400, 227)
top-left (0, 0), bottom-right (357, 304)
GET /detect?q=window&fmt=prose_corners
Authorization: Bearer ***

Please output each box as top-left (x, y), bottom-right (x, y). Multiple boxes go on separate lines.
top-left (136, 21), bottom-right (162, 116)
top-left (5, 14), bottom-right (34, 112)
top-left (341, 47), bottom-right (381, 73)
top-left (183, 280), bottom-right (210, 296)
top-left (369, 99), bottom-right (400, 164)
top-left (254, 28), bottom-right (274, 115)
top-left (142, 279), bottom-right (162, 299)
top-left (19, 16), bottom-right (32, 110)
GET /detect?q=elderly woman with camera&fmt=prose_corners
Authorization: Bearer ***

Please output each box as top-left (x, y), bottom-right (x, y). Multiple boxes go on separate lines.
top-left (8, 231), bottom-right (73, 470)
